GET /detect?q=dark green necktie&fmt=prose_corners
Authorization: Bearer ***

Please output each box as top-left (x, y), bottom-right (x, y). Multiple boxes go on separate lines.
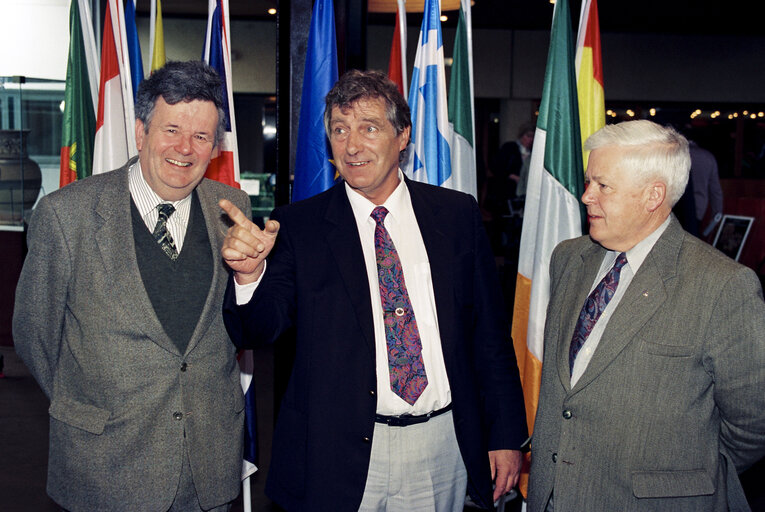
top-left (153, 203), bottom-right (178, 260)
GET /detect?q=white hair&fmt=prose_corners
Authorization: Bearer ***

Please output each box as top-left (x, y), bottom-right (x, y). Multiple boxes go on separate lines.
top-left (585, 120), bottom-right (691, 206)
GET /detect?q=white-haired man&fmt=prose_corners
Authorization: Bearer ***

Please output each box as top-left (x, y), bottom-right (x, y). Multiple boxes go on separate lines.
top-left (528, 120), bottom-right (765, 512)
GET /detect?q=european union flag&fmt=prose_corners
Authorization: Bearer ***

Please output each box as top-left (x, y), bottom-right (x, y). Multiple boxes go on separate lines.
top-left (292, 0), bottom-right (339, 203)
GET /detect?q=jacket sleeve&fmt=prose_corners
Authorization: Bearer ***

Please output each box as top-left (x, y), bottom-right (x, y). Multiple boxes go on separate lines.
top-left (12, 196), bottom-right (71, 399)
top-left (222, 206), bottom-right (296, 348)
top-left (469, 196), bottom-right (529, 450)
top-left (704, 265), bottom-right (765, 472)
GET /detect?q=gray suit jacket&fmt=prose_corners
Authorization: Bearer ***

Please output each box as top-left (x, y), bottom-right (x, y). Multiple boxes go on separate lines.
top-left (528, 217), bottom-right (765, 512)
top-left (12, 160), bottom-right (251, 511)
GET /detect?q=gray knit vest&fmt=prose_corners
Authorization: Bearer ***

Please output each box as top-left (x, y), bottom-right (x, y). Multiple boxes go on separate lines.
top-left (131, 192), bottom-right (213, 354)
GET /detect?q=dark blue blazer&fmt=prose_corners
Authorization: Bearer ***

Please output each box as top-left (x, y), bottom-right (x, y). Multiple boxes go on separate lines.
top-left (223, 178), bottom-right (527, 511)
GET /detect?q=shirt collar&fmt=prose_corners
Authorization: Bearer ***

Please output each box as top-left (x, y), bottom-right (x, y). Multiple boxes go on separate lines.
top-left (128, 160), bottom-right (191, 216)
top-left (344, 169), bottom-right (409, 225)
top-left (620, 215), bottom-right (672, 273)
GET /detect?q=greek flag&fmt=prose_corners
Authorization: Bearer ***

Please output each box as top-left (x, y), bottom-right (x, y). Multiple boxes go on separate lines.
top-left (404, 0), bottom-right (454, 190)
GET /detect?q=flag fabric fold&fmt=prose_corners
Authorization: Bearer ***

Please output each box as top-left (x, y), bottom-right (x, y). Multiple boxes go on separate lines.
top-left (387, 0), bottom-right (407, 98)
top-left (150, 0), bottom-right (166, 72)
top-left (447, 0), bottom-right (477, 198)
top-left (203, 0), bottom-right (241, 188)
top-left (404, 0), bottom-right (454, 191)
top-left (124, 0), bottom-right (144, 101)
top-left (510, 0), bottom-right (586, 496)
top-left (59, 0), bottom-right (100, 187)
top-left (92, 0), bottom-right (138, 175)
top-left (238, 350), bottom-right (258, 482)
top-left (292, 0), bottom-right (339, 203)
top-left (575, 0), bottom-right (605, 169)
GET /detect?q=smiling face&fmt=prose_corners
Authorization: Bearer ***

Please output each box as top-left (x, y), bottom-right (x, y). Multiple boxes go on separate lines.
top-left (582, 145), bottom-right (669, 252)
top-left (328, 97), bottom-right (410, 205)
top-left (135, 97), bottom-right (218, 201)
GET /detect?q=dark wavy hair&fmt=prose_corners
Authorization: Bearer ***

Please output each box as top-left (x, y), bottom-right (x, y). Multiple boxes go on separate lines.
top-left (135, 60), bottom-right (226, 146)
top-left (323, 69), bottom-right (411, 138)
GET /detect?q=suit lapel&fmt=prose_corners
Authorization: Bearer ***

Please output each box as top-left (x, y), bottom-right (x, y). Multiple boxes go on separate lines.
top-left (94, 161), bottom-right (179, 354)
top-left (568, 219), bottom-right (682, 392)
top-left (324, 184), bottom-right (377, 358)
top-left (555, 244), bottom-right (604, 391)
top-left (183, 181), bottom-right (225, 355)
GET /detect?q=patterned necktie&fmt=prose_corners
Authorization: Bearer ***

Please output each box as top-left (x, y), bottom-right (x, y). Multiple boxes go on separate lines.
top-left (153, 203), bottom-right (178, 261)
top-left (371, 206), bottom-right (428, 405)
top-left (569, 252), bottom-right (628, 373)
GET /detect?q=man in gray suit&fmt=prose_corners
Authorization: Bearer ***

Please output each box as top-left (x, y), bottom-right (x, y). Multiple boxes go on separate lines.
top-left (528, 120), bottom-right (765, 512)
top-left (13, 61), bottom-right (250, 511)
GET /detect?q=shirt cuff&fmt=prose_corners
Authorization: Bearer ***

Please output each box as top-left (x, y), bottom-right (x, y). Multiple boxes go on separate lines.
top-left (234, 260), bottom-right (267, 305)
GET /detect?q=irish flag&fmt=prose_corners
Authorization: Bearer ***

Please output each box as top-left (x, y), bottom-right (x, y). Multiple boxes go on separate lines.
top-left (447, 0), bottom-right (477, 199)
top-left (511, 0), bottom-right (586, 495)
top-left (59, 0), bottom-right (99, 187)
top-left (575, 0), bottom-right (605, 168)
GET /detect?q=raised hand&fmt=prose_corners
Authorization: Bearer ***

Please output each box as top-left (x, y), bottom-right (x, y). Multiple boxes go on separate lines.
top-left (219, 199), bottom-right (280, 284)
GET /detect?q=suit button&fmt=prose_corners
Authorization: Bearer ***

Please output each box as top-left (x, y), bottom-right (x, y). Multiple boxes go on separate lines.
top-left (562, 409), bottom-right (572, 419)
top-left (552, 453), bottom-right (558, 463)
top-left (369, 390), bottom-right (376, 396)
top-left (180, 363), bottom-right (188, 372)
top-left (363, 437), bottom-right (371, 443)
top-left (173, 412), bottom-right (183, 421)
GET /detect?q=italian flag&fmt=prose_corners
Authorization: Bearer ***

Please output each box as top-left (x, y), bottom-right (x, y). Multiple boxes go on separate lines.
top-left (59, 0), bottom-right (99, 187)
top-left (575, 0), bottom-right (605, 168)
top-left (511, 0), bottom-right (586, 496)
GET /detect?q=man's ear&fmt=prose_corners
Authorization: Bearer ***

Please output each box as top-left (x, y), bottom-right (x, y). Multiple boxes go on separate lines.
top-left (135, 120), bottom-right (145, 151)
top-left (398, 125), bottom-right (411, 152)
top-left (645, 181), bottom-right (667, 212)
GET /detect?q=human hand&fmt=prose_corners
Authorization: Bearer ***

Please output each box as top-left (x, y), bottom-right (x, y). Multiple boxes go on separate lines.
top-left (489, 449), bottom-right (522, 502)
top-left (219, 199), bottom-right (280, 284)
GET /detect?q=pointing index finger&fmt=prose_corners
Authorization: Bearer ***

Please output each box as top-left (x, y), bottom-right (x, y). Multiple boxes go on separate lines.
top-left (219, 199), bottom-right (251, 228)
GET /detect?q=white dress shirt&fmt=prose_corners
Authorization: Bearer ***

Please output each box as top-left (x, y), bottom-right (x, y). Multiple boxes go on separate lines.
top-left (345, 174), bottom-right (451, 416)
top-left (128, 161), bottom-right (192, 252)
top-left (235, 173), bottom-right (452, 416)
top-left (570, 216), bottom-right (671, 387)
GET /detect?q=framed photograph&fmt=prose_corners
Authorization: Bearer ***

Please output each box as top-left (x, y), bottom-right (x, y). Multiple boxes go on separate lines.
top-left (712, 215), bottom-right (755, 261)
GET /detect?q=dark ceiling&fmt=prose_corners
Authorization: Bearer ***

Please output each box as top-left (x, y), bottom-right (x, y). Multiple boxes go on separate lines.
top-left (140, 0), bottom-right (763, 36)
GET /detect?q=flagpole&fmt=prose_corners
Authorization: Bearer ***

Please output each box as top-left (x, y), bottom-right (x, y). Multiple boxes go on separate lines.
top-left (150, 0), bottom-right (157, 67)
top-left (397, 0), bottom-right (408, 98)
top-left (462, 0), bottom-right (476, 175)
top-left (77, 0), bottom-right (99, 114)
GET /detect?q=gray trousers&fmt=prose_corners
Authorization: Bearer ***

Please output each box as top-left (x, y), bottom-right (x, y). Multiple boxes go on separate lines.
top-left (358, 411), bottom-right (468, 512)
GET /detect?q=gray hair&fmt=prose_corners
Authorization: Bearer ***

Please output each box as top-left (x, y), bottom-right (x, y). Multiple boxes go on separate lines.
top-left (585, 120), bottom-right (690, 206)
top-left (324, 69), bottom-right (411, 138)
top-left (135, 60), bottom-right (226, 146)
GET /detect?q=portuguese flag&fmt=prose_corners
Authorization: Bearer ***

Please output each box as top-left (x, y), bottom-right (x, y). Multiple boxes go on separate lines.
top-left (60, 0), bottom-right (98, 187)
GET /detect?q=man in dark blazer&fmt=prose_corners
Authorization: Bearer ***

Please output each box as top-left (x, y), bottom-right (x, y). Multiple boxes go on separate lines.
top-left (13, 61), bottom-right (250, 511)
top-left (219, 70), bottom-right (527, 511)
top-left (528, 120), bottom-right (765, 512)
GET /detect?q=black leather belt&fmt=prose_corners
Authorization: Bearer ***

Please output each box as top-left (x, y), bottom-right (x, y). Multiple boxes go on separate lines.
top-left (375, 404), bottom-right (452, 427)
